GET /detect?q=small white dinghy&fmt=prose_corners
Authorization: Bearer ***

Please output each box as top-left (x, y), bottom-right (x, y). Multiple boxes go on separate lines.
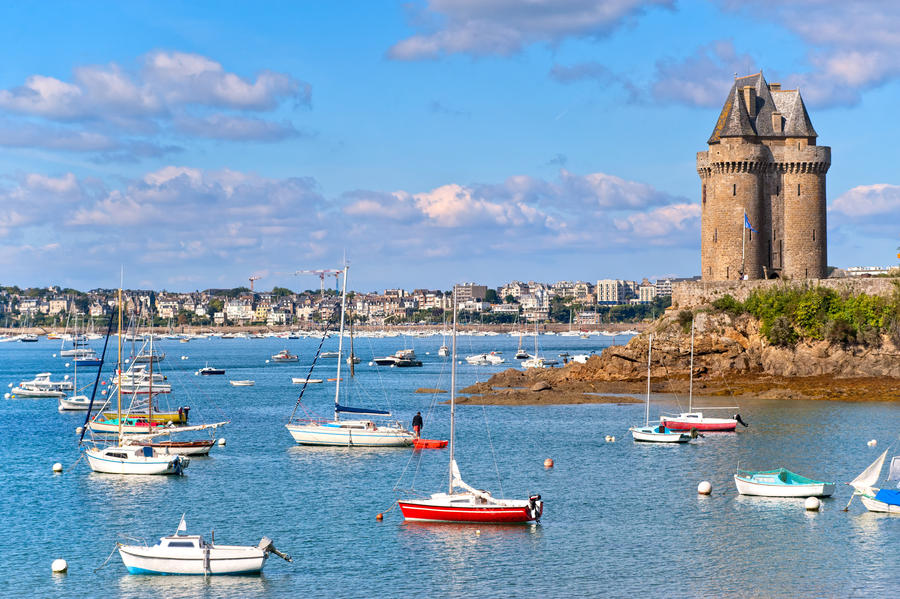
top-left (118, 516), bottom-right (292, 575)
top-left (229, 380), bottom-right (255, 386)
top-left (292, 377), bottom-right (323, 384)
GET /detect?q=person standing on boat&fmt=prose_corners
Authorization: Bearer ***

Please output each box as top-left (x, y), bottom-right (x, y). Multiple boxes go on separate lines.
top-left (412, 412), bottom-right (423, 438)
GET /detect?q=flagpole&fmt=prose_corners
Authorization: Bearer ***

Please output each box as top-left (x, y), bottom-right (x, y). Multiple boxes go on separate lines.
top-left (741, 210), bottom-right (746, 280)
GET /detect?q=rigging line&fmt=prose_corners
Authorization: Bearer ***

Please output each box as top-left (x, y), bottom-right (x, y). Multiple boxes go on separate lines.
top-left (288, 325), bottom-right (330, 423)
top-left (662, 364), bottom-right (686, 412)
top-left (481, 403), bottom-right (504, 497)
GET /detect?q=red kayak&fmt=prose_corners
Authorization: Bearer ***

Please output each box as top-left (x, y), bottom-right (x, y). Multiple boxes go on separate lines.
top-left (413, 438), bottom-right (448, 449)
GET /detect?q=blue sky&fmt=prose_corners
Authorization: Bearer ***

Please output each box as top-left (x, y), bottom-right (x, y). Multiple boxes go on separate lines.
top-left (0, 1), bottom-right (897, 292)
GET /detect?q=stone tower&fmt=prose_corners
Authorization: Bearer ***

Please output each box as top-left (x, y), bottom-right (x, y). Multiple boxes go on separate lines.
top-left (697, 72), bottom-right (829, 280)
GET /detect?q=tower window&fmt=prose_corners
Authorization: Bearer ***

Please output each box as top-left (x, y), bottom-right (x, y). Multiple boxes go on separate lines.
top-left (733, 184), bottom-right (736, 196)
top-left (813, 229), bottom-right (815, 241)
top-left (714, 228), bottom-right (717, 243)
top-left (708, 266), bottom-right (711, 275)
top-left (727, 266), bottom-right (730, 279)
top-left (749, 230), bottom-right (752, 241)
top-left (702, 185), bottom-right (706, 205)
top-left (797, 184), bottom-right (800, 196)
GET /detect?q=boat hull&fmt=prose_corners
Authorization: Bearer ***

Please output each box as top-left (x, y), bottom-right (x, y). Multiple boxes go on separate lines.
top-left (285, 422), bottom-right (413, 447)
top-left (661, 413), bottom-right (737, 432)
top-left (119, 545), bottom-right (266, 575)
top-left (733, 474), bottom-right (835, 497)
top-left (630, 427), bottom-right (690, 443)
top-left (860, 494), bottom-right (900, 514)
top-left (398, 497), bottom-right (541, 523)
top-left (85, 448), bottom-right (188, 475)
top-left (11, 388), bottom-right (66, 398)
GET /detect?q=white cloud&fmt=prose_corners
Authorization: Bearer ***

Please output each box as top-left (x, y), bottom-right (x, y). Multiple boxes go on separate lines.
top-left (388, 0), bottom-right (672, 59)
top-left (0, 50), bottom-right (309, 159)
top-left (613, 202), bottom-right (701, 241)
top-left (831, 184), bottom-right (900, 218)
top-left (649, 40), bottom-right (757, 107)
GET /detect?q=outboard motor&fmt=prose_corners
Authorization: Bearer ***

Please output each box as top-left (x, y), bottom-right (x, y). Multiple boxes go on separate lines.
top-left (181, 406), bottom-right (190, 422)
top-left (735, 413), bottom-right (749, 427)
top-left (258, 537), bottom-right (293, 562)
top-left (528, 494), bottom-right (543, 520)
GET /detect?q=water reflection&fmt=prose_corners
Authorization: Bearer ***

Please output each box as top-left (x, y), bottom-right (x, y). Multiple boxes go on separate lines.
top-left (118, 572), bottom-right (268, 599)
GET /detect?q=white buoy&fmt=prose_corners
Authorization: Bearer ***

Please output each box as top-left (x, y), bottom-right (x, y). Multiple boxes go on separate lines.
top-left (52, 353), bottom-right (57, 358)
top-left (604, 435), bottom-right (611, 442)
top-left (868, 439), bottom-right (877, 447)
top-left (805, 496), bottom-right (820, 511)
top-left (609, 436), bottom-right (615, 443)
top-left (64, 374), bottom-right (70, 380)
top-left (3, 393), bottom-right (9, 399)
top-left (101, 390), bottom-right (107, 395)
top-left (697, 481), bottom-right (712, 495)
top-left (64, 363), bottom-right (70, 368)
top-left (475, 529), bottom-right (481, 535)
top-left (217, 438), bottom-right (226, 446)
top-left (52, 462), bottom-right (63, 473)
top-left (76, 426), bottom-right (84, 435)
top-left (51, 558), bottom-right (67, 573)
top-left (7, 383), bottom-right (12, 388)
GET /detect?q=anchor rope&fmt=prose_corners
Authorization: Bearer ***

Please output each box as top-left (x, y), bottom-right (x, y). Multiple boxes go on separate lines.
top-left (94, 542), bottom-right (120, 572)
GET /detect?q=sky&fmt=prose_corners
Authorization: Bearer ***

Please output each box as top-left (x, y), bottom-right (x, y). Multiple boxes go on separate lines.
top-left (0, 0), bottom-right (898, 292)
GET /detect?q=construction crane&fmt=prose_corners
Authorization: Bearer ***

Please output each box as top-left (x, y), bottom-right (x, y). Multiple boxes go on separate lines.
top-left (294, 269), bottom-right (343, 295)
top-left (249, 275), bottom-right (261, 291)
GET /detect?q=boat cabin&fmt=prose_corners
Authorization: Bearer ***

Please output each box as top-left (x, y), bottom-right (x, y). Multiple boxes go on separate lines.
top-left (156, 535), bottom-right (205, 549)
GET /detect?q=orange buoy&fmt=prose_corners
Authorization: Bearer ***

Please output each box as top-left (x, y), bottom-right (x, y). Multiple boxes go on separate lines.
top-left (376, 513), bottom-right (384, 521)
top-left (544, 458), bottom-right (554, 468)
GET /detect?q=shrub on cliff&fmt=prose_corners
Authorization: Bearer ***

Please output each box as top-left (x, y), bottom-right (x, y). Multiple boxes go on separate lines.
top-left (710, 284), bottom-right (900, 347)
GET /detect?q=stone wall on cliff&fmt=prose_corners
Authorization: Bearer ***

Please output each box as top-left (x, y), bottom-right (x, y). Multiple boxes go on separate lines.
top-left (671, 278), bottom-right (898, 310)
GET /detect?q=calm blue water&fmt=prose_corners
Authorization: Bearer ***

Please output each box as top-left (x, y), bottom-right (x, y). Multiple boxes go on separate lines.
top-left (1, 333), bottom-right (897, 598)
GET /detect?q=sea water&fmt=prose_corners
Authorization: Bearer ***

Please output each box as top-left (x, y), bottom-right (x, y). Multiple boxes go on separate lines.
top-left (0, 334), bottom-right (897, 598)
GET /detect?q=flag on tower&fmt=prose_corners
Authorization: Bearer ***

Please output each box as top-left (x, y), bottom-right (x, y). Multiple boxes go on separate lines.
top-left (744, 213), bottom-right (758, 233)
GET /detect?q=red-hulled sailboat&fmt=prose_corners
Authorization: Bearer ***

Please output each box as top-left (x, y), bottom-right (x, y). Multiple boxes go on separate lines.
top-left (659, 320), bottom-right (747, 433)
top-left (397, 292), bottom-right (543, 524)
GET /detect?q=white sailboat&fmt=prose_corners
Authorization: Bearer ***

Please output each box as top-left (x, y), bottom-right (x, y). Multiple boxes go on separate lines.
top-left (84, 286), bottom-right (190, 475)
top-left (58, 351), bottom-right (93, 411)
top-left (630, 334), bottom-right (692, 443)
top-left (398, 290), bottom-right (543, 523)
top-left (285, 265), bottom-right (414, 447)
top-left (847, 450), bottom-right (900, 513)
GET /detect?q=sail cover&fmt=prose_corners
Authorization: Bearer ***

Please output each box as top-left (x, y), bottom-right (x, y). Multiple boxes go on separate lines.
top-left (850, 450), bottom-right (887, 490)
top-left (450, 459), bottom-right (493, 501)
top-left (335, 404), bottom-right (390, 416)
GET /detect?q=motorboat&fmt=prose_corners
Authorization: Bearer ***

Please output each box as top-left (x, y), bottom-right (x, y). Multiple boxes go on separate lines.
top-left (271, 350), bottom-right (299, 362)
top-left (127, 439), bottom-right (216, 456)
top-left (373, 349), bottom-right (419, 366)
top-left (229, 380), bottom-right (255, 386)
top-left (132, 350), bottom-right (165, 364)
top-left (117, 517), bottom-right (291, 575)
top-left (734, 468), bottom-right (835, 497)
top-left (58, 394), bottom-right (93, 411)
top-left (629, 334), bottom-right (694, 444)
top-left (196, 365), bottom-right (225, 375)
top-left (514, 349), bottom-right (530, 360)
top-left (438, 345), bottom-right (450, 357)
top-left (465, 352), bottom-right (505, 366)
top-left (11, 372), bottom-right (73, 397)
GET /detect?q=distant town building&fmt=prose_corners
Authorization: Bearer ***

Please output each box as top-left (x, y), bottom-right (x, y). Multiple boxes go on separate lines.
top-left (453, 283), bottom-right (488, 303)
top-left (845, 266), bottom-right (891, 277)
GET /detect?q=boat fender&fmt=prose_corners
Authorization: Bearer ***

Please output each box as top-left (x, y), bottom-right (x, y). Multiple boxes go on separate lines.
top-left (735, 413), bottom-right (749, 427)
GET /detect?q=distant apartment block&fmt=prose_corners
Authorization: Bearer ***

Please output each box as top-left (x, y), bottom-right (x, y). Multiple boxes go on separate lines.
top-left (453, 283), bottom-right (488, 303)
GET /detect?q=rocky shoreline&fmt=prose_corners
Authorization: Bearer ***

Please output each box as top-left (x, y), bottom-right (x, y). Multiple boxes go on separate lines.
top-left (457, 309), bottom-right (900, 405)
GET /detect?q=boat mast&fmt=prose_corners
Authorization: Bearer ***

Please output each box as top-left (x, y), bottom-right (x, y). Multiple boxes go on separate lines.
top-left (332, 264), bottom-right (349, 422)
top-left (148, 333), bottom-right (154, 427)
top-left (688, 319), bottom-right (695, 413)
top-left (645, 334), bottom-right (652, 427)
top-left (449, 287), bottom-right (457, 495)
top-left (117, 286), bottom-right (124, 446)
